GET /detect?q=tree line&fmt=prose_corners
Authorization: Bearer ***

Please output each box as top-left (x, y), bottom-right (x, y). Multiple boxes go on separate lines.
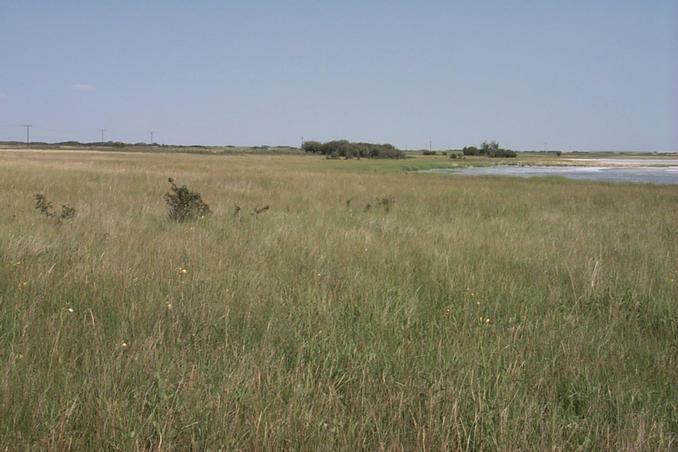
top-left (457, 141), bottom-right (517, 158)
top-left (302, 140), bottom-right (405, 159)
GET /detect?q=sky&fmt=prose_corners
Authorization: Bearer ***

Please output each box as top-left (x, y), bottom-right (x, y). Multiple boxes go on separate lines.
top-left (0, 1), bottom-right (676, 151)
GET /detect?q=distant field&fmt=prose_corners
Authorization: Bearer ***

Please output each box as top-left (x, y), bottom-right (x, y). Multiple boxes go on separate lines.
top-left (1, 150), bottom-right (676, 450)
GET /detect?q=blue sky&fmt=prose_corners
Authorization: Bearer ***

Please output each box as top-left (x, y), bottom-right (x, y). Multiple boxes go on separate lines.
top-left (1, 1), bottom-right (676, 151)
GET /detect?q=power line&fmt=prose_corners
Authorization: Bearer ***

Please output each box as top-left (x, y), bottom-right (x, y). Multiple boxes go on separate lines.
top-left (100, 129), bottom-right (106, 145)
top-left (150, 131), bottom-right (154, 144)
top-left (23, 124), bottom-right (31, 147)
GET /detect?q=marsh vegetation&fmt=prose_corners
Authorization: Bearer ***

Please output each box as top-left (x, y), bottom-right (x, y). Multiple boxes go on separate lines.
top-left (0, 150), bottom-right (675, 450)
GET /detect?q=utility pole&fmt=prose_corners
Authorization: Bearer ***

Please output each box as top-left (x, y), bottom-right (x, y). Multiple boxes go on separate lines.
top-left (543, 142), bottom-right (547, 153)
top-left (23, 124), bottom-right (31, 147)
top-left (300, 136), bottom-right (304, 149)
top-left (100, 129), bottom-right (106, 145)
top-left (150, 131), bottom-right (154, 144)
top-left (429, 140), bottom-right (432, 152)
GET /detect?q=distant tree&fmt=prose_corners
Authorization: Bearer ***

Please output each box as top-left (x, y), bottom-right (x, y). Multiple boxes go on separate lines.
top-left (478, 141), bottom-right (516, 158)
top-left (481, 141), bottom-right (500, 157)
top-left (320, 140), bottom-right (351, 157)
top-left (302, 140), bottom-right (322, 154)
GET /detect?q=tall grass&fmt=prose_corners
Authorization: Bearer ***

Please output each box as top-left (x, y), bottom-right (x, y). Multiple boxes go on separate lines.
top-left (0, 150), bottom-right (676, 450)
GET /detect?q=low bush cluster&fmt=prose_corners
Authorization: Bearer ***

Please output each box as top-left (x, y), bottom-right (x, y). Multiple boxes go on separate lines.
top-left (302, 140), bottom-right (404, 159)
top-left (34, 179), bottom-right (217, 225)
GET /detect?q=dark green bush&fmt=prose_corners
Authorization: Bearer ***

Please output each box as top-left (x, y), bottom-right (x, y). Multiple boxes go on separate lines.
top-left (164, 178), bottom-right (211, 222)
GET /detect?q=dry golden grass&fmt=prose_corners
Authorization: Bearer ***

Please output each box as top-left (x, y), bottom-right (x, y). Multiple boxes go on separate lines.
top-left (0, 150), bottom-right (676, 450)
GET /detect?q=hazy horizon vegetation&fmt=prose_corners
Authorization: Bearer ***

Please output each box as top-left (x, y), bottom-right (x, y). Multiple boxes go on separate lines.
top-left (2, 139), bottom-right (676, 157)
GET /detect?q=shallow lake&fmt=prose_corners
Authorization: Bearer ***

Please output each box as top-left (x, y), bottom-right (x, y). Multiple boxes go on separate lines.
top-left (424, 165), bottom-right (678, 184)
top-left (566, 158), bottom-right (678, 166)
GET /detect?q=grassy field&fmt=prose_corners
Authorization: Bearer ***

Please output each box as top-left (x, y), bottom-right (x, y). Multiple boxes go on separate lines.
top-left (0, 150), bottom-right (676, 450)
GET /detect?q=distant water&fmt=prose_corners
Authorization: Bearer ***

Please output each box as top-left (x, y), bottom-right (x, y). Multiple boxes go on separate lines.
top-left (424, 165), bottom-right (678, 184)
top-left (566, 158), bottom-right (678, 166)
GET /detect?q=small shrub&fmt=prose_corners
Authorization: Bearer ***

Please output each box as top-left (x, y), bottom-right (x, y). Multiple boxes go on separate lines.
top-left (34, 193), bottom-right (54, 219)
top-left (376, 195), bottom-right (395, 212)
top-left (363, 196), bottom-right (395, 213)
top-left (33, 193), bottom-right (77, 224)
top-left (164, 178), bottom-right (211, 222)
top-left (59, 205), bottom-right (77, 221)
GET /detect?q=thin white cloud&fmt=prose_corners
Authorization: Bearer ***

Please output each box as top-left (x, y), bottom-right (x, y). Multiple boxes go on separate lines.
top-left (71, 83), bottom-right (94, 92)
